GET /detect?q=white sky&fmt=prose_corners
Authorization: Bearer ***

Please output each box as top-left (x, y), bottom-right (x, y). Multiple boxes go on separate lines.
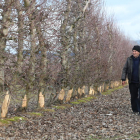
top-left (104, 0), bottom-right (140, 40)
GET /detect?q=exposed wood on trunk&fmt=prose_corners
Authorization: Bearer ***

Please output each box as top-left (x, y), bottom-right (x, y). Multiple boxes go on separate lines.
top-left (22, 94), bottom-right (27, 108)
top-left (58, 89), bottom-right (65, 101)
top-left (1, 91), bottom-right (10, 118)
top-left (66, 88), bottom-right (73, 102)
top-left (38, 92), bottom-right (45, 108)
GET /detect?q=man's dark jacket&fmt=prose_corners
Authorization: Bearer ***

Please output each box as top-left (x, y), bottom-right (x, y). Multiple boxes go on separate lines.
top-left (121, 55), bottom-right (140, 84)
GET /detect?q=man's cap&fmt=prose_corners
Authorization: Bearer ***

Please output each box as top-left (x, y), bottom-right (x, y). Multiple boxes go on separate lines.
top-left (132, 45), bottom-right (140, 52)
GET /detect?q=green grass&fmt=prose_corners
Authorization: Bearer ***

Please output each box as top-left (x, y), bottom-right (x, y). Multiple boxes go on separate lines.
top-left (44, 109), bottom-right (55, 112)
top-left (0, 119), bottom-right (10, 124)
top-left (71, 101), bottom-right (81, 104)
top-left (28, 112), bottom-right (42, 116)
top-left (71, 96), bottom-right (97, 105)
top-left (7, 116), bottom-right (25, 121)
top-left (85, 96), bottom-right (97, 100)
top-left (102, 86), bottom-right (123, 95)
top-left (71, 99), bottom-right (89, 105)
top-left (0, 116), bottom-right (25, 125)
top-left (53, 106), bottom-right (66, 109)
top-left (77, 99), bottom-right (87, 103)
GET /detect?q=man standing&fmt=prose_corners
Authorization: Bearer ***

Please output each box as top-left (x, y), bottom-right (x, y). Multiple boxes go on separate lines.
top-left (121, 45), bottom-right (140, 114)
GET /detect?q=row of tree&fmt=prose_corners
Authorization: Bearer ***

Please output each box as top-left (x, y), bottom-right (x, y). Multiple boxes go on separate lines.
top-left (0, 0), bottom-right (134, 110)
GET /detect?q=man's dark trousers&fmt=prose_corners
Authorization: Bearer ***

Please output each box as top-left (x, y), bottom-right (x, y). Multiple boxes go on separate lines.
top-left (129, 83), bottom-right (140, 112)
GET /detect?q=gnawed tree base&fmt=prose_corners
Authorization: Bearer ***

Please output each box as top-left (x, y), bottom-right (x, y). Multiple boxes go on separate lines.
top-left (1, 91), bottom-right (11, 118)
top-left (22, 94), bottom-right (27, 108)
top-left (57, 88), bottom-right (65, 104)
top-left (15, 94), bottom-right (28, 113)
top-left (65, 88), bottom-right (73, 102)
top-left (38, 92), bottom-right (45, 108)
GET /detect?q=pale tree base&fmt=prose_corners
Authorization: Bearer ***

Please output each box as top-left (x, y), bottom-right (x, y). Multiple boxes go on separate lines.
top-left (15, 94), bottom-right (27, 113)
top-left (22, 94), bottom-right (27, 108)
top-left (38, 92), bottom-right (45, 108)
top-left (1, 91), bottom-right (10, 118)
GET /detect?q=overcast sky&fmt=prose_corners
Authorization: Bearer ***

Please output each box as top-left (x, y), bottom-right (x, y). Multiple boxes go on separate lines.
top-left (104, 0), bottom-right (140, 40)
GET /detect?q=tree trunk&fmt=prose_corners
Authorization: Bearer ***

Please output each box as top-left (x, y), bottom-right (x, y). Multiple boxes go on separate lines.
top-left (1, 91), bottom-right (10, 118)
top-left (0, 0), bottom-right (13, 92)
top-left (23, 0), bottom-right (36, 109)
top-left (35, 21), bottom-right (48, 108)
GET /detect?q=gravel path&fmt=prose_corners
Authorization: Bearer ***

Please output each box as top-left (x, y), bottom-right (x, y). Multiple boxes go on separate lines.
top-left (1, 86), bottom-right (140, 140)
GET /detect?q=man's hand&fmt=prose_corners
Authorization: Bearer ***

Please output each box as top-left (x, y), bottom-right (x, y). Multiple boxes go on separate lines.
top-left (122, 81), bottom-right (125, 86)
